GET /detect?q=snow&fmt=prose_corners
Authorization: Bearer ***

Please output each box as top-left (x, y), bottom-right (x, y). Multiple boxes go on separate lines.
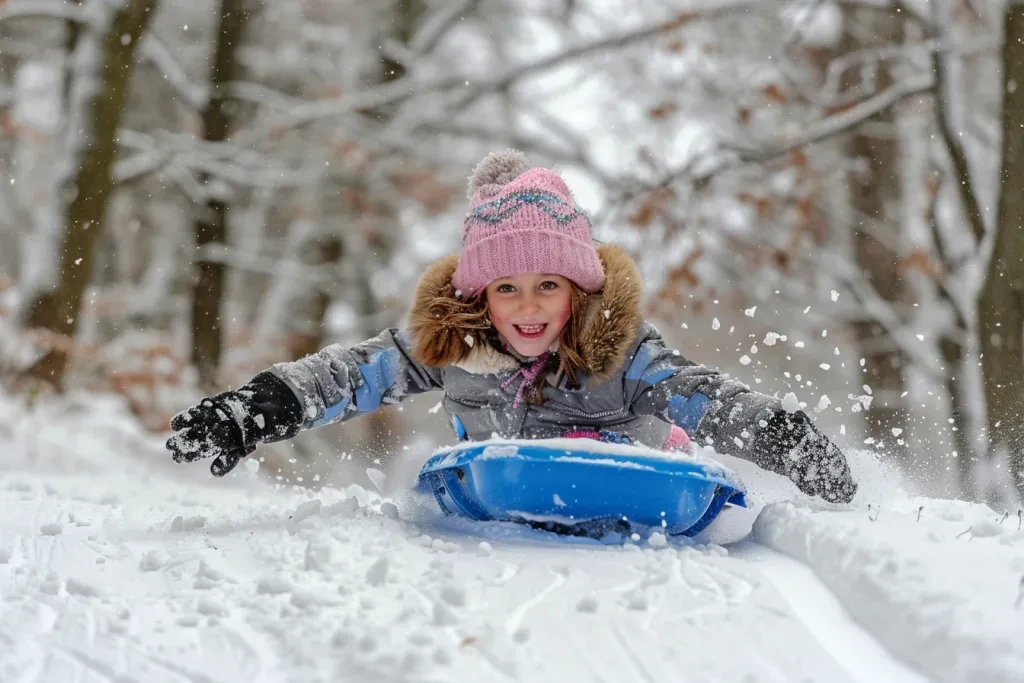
top-left (1, 390), bottom-right (1020, 682)
top-left (754, 500), bottom-right (1024, 683)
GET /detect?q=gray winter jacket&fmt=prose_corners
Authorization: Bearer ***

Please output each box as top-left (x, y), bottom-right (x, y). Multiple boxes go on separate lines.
top-left (269, 245), bottom-right (784, 464)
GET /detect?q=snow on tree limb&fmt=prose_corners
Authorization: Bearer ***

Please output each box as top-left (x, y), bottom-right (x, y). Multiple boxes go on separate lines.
top-left (819, 35), bottom-right (998, 107)
top-left (930, 0), bottom-right (988, 246)
top-left (0, 1), bottom-right (85, 24)
top-left (139, 34), bottom-right (208, 110)
top-left (641, 71), bottom-right (936, 193)
top-left (408, 0), bottom-right (480, 55)
top-left (230, 0), bottom-right (771, 128)
top-left (725, 73), bottom-right (935, 166)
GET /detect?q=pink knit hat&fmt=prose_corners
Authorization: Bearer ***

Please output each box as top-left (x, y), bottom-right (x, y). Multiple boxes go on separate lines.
top-left (451, 150), bottom-right (605, 299)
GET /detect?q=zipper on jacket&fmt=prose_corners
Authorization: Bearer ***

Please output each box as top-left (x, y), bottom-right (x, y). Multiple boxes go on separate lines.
top-left (542, 402), bottom-right (628, 420)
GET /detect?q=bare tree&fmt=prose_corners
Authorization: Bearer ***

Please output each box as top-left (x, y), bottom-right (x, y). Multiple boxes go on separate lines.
top-left (190, 0), bottom-right (250, 389)
top-left (23, 0), bottom-right (158, 388)
top-left (980, 0), bottom-right (1024, 500)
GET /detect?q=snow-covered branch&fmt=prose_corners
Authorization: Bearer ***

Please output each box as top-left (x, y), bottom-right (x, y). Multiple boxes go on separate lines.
top-left (727, 73), bottom-right (935, 166)
top-left (408, 0), bottom-right (480, 54)
top-left (139, 34), bottom-right (208, 110)
top-left (231, 0), bottom-right (771, 127)
top-left (931, 0), bottom-right (988, 246)
top-left (632, 71), bottom-right (936, 196)
top-left (0, 1), bottom-right (84, 24)
top-left (820, 35), bottom-right (999, 106)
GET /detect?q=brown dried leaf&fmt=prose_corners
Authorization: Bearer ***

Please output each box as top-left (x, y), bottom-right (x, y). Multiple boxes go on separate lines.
top-left (660, 12), bottom-right (697, 32)
top-left (649, 102), bottom-right (678, 120)
top-left (762, 84), bottom-right (787, 103)
top-left (897, 248), bottom-right (945, 279)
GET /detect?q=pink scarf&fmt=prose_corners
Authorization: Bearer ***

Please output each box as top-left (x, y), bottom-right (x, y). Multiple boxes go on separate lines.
top-left (501, 353), bottom-right (551, 408)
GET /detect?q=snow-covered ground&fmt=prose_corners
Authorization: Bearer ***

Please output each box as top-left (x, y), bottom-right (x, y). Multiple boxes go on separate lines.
top-left (1, 391), bottom-right (1021, 683)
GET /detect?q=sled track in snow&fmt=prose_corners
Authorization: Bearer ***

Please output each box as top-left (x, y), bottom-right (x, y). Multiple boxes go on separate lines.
top-left (0, 471), bottom-right (931, 683)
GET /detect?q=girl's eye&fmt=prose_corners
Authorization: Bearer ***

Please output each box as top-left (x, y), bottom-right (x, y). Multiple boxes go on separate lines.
top-left (497, 284), bottom-right (516, 294)
top-left (539, 281), bottom-right (558, 291)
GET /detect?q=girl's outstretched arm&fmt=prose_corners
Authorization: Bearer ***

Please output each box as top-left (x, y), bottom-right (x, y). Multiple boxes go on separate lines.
top-left (625, 324), bottom-right (857, 503)
top-left (269, 328), bottom-right (442, 430)
top-left (166, 328), bottom-right (441, 475)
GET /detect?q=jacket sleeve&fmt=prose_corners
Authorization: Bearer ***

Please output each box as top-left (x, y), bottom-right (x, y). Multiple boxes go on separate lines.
top-left (268, 327), bottom-right (443, 431)
top-left (625, 323), bottom-right (857, 503)
top-left (625, 324), bottom-right (781, 457)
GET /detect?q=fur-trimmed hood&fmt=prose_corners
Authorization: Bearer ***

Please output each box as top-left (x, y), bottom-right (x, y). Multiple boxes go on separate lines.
top-left (406, 244), bottom-right (643, 382)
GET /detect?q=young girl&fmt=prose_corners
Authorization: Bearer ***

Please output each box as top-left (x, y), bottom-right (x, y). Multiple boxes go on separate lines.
top-left (166, 150), bottom-right (857, 504)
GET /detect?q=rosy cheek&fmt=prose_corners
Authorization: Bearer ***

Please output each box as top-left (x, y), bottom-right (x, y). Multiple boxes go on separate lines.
top-left (553, 298), bottom-right (571, 331)
top-left (488, 306), bottom-right (507, 328)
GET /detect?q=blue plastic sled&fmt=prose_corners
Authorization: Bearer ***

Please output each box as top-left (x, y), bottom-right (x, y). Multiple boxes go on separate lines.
top-left (415, 439), bottom-right (746, 538)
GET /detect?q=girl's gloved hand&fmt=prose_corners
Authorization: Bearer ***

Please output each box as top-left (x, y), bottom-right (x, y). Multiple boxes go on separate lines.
top-left (753, 410), bottom-right (858, 504)
top-left (166, 394), bottom-right (256, 476)
top-left (165, 372), bottom-right (304, 477)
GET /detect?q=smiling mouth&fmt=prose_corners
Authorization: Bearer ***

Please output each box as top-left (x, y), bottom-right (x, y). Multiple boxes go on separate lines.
top-left (513, 323), bottom-right (547, 338)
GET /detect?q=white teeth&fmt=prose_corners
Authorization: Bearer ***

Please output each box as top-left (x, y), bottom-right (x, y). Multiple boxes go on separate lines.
top-left (517, 324), bottom-right (545, 334)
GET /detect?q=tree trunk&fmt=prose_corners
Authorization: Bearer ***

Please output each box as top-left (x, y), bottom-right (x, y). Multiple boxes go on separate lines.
top-left (355, 0), bottom-right (424, 457)
top-left (939, 335), bottom-right (975, 494)
top-left (24, 0), bottom-right (158, 388)
top-left (190, 0), bottom-right (249, 389)
top-left (979, 1), bottom-right (1024, 500)
top-left (842, 8), bottom-right (911, 450)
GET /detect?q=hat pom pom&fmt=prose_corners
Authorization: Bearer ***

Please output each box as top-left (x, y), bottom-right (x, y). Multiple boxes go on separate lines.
top-left (467, 149), bottom-right (529, 199)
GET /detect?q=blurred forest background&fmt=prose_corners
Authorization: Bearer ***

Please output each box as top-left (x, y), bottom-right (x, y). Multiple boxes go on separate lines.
top-left (0, 0), bottom-right (1022, 506)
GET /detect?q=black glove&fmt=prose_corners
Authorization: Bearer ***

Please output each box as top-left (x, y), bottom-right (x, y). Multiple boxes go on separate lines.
top-left (752, 410), bottom-right (857, 504)
top-left (166, 371), bottom-right (304, 476)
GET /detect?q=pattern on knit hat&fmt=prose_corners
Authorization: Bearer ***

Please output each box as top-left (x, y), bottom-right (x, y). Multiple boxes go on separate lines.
top-left (464, 189), bottom-right (590, 239)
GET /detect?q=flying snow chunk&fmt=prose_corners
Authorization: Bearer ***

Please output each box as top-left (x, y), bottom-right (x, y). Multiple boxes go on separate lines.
top-left (891, 428), bottom-right (903, 437)
top-left (795, 341), bottom-right (805, 349)
top-left (763, 332), bottom-right (781, 346)
top-left (366, 468), bottom-right (387, 493)
top-left (744, 306), bottom-right (757, 317)
top-left (916, 334), bottom-right (925, 341)
top-left (739, 355), bottom-right (752, 366)
top-left (681, 322), bottom-right (689, 329)
top-left (782, 392), bottom-right (801, 413)
top-left (819, 363), bottom-right (831, 371)
top-left (815, 395), bottom-right (831, 413)
top-left (553, 494), bottom-right (566, 507)
top-left (464, 334), bottom-right (474, 347)
top-left (604, 309), bottom-right (611, 320)
top-left (830, 290), bottom-right (839, 302)
top-left (712, 318), bottom-right (721, 331)
top-left (648, 532), bottom-right (667, 548)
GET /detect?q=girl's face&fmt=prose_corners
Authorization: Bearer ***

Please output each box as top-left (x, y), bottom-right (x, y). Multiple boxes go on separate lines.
top-left (485, 273), bottom-right (572, 357)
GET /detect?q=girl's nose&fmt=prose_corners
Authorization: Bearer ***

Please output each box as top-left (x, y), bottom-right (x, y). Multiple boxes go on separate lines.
top-left (519, 297), bottom-right (541, 316)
